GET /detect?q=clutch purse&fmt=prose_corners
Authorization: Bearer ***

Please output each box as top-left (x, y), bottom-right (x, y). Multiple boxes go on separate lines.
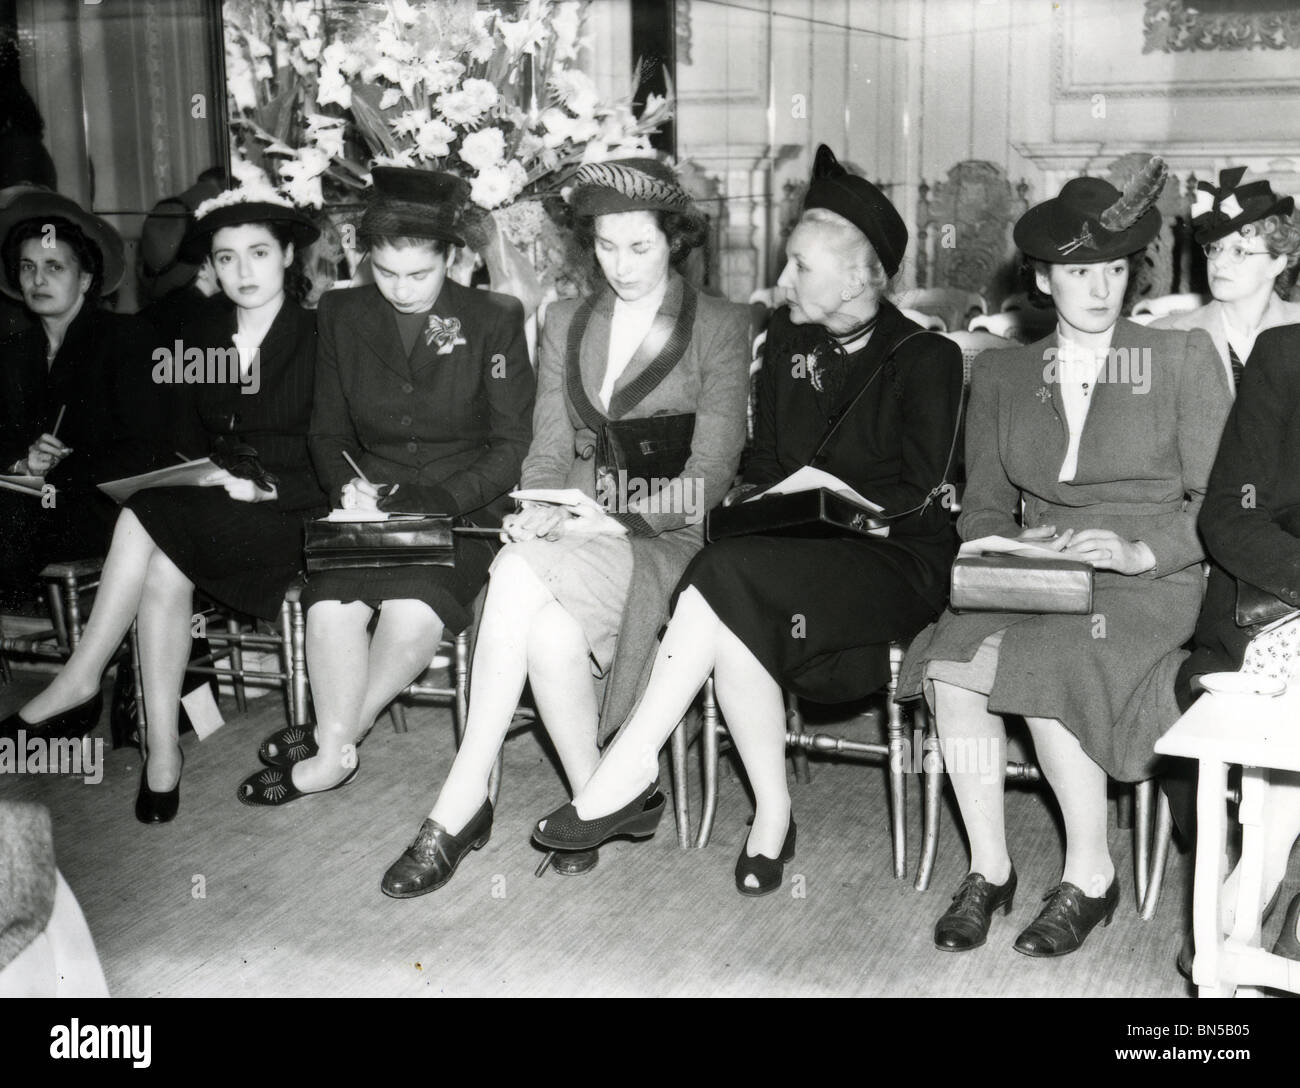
top-left (950, 554), bottom-right (1094, 615)
top-left (303, 515), bottom-right (455, 573)
top-left (1234, 577), bottom-right (1300, 629)
top-left (596, 412), bottom-right (696, 493)
top-left (705, 488), bottom-right (887, 543)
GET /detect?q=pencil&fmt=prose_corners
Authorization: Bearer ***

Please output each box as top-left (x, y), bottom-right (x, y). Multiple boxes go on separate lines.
top-left (452, 526), bottom-right (507, 535)
top-left (51, 404), bottom-right (66, 437)
top-left (341, 450), bottom-right (370, 484)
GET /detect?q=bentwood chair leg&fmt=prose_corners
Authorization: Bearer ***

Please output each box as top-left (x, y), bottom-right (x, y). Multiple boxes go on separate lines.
top-left (289, 596), bottom-right (308, 727)
top-left (886, 693), bottom-right (908, 879)
top-left (1134, 779), bottom-right (1154, 909)
top-left (62, 571), bottom-right (84, 649)
top-left (129, 621), bottom-right (148, 735)
top-left (1141, 787), bottom-right (1174, 921)
top-left (785, 691), bottom-right (811, 784)
top-left (226, 614), bottom-right (247, 714)
top-left (916, 708), bottom-right (942, 891)
top-left (277, 600), bottom-right (297, 727)
top-left (389, 703), bottom-right (408, 733)
top-left (45, 580), bottom-right (70, 654)
top-left (453, 630), bottom-right (470, 745)
top-left (670, 719), bottom-right (690, 848)
top-left (696, 677), bottom-right (720, 849)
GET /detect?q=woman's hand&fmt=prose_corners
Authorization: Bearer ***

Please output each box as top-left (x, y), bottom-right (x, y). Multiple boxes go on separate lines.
top-left (502, 501), bottom-right (570, 542)
top-left (1061, 529), bottom-right (1156, 575)
top-left (340, 477), bottom-right (382, 512)
top-left (199, 468), bottom-right (278, 504)
top-left (25, 433), bottom-right (71, 475)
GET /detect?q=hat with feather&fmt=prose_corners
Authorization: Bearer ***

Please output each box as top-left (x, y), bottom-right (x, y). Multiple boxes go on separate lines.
top-left (1014, 157), bottom-right (1168, 263)
top-left (803, 145), bottom-right (907, 277)
top-left (564, 157), bottom-right (694, 217)
top-left (1190, 166), bottom-right (1294, 245)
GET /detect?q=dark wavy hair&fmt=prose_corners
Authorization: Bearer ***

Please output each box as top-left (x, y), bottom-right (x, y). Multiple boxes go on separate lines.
top-left (204, 220), bottom-right (310, 306)
top-left (2, 216), bottom-right (104, 306)
top-left (571, 207), bottom-right (709, 269)
top-left (1024, 253), bottom-right (1144, 311)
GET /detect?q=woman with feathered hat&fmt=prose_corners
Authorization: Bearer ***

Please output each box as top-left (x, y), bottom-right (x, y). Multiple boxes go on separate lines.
top-left (896, 160), bottom-right (1232, 957)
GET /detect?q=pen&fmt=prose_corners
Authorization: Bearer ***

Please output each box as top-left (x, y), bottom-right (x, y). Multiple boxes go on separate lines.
top-left (341, 450), bottom-right (370, 484)
top-left (51, 404), bottom-right (66, 438)
top-left (452, 526), bottom-right (506, 536)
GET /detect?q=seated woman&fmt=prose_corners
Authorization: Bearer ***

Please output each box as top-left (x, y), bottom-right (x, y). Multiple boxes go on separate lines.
top-left (378, 158), bottom-right (751, 897)
top-left (1173, 323), bottom-right (1300, 969)
top-left (1151, 168), bottom-right (1299, 392)
top-left (528, 146), bottom-right (963, 897)
top-left (1, 187), bottom-right (326, 824)
top-left (896, 164), bottom-right (1232, 957)
top-left (0, 191), bottom-right (166, 611)
top-left (237, 167), bottom-right (534, 806)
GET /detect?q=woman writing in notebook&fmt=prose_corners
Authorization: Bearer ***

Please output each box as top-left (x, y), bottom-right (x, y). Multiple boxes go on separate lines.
top-left (529, 147), bottom-right (963, 897)
top-left (2, 187), bottom-right (327, 823)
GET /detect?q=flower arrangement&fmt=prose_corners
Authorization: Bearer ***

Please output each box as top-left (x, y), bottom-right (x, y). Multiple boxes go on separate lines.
top-left (224, 0), bottom-right (673, 299)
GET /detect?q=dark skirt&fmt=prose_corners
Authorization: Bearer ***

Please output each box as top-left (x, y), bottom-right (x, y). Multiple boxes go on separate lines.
top-left (297, 535), bottom-right (494, 633)
top-left (679, 534), bottom-right (942, 703)
top-left (128, 486), bottom-right (315, 621)
top-left (0, 488), bottom-right (118, 608)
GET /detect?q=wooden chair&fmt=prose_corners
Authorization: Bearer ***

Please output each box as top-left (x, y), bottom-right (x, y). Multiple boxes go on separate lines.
top-left (893, 288), bottom-right (983, 335)
top-left (969, 311), bottom-right (1054, 344)
top-left (898, 307), bottom-right (946, 333)
top-left (1131, 293), bottom-right (1205, 320)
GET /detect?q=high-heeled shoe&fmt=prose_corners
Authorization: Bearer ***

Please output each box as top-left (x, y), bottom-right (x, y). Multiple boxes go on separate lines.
top-left (533, 782), bottom-right (666, 851)
top-left (1177, 885), bottom-right (1283, 979)
top-left (135, 750), bottom-right (183, 824)
top-left (257, 723), bottom-right (319, 768)
top-left (1273, 893), bottom-right (1300, 961)
top-left (1013, 877), bottom-right (1120, 958)
top-left (735, 817), bottom-right (796, 897)
top-left (933, 868), bottom-right (1018, 951)
top-left (381, 799), bottom-right (493, 899)
top-left (0, 690), bottom-right (104, 744)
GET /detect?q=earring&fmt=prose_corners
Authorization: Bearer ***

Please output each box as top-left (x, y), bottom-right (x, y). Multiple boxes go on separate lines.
top-left (840, 288), bottom-right (854, 301)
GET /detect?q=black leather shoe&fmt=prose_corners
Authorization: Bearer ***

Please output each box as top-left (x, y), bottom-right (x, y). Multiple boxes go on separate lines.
top-left (735, 817), bottom-right (796, 897)
top-left (1273, 893), bottom-right (1300, 961)
top-left (550, 848), bottom-right (599, 876)
top-left (381, 799), bottom-right (493, 899)
top-left (1, 691), bottom-right (103, 744)
top-left (934, 868), bottom-right (1018, 952)
top-left (135, 753), bottom-right (183, 824)
top-left (534, 782), bottom-right (665, 851)
top-left (1013, 877), bottom-right (1120, 958)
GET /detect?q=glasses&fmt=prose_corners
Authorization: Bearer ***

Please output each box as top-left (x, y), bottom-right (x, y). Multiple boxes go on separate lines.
top-left (1202, 242), bottom-right (1273, 265)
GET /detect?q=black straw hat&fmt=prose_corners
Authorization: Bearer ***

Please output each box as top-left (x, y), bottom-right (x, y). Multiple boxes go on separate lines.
top-left (1014, 157), bottom-right (1168, 264)
top-left (802, 145), bottom-right (907, 277)
top-left (180, 189), bottom-right (319, 264)
top-left (1191, 166), bottom-right (1295, 245)
top-left (0, 190), bottom-right (126, 299)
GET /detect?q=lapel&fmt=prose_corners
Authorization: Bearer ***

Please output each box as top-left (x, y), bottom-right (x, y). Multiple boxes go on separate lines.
top-left (352, 285), bottom-right (411, 383)
top-left (578, 289), bottom-right (614, 416)
top-left (408, 280), bottom-right (461, 377)
top-left (607, 272), bottom-right (686, 405)
top-left (1032, 327), bottom-right (1069, 465)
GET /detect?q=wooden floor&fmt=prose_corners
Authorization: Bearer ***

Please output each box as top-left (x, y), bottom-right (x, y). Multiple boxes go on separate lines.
top-left (3, 668), bottom-right (1294, 999)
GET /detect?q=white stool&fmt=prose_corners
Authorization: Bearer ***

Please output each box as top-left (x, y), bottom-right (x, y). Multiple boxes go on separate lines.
top-left (1156, 688), bottom-right (1300, 997)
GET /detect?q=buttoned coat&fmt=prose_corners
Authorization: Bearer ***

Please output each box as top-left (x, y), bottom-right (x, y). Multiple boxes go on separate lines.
top-left (898, 320), bottom-right (1232, 780)
top-left (523, 273), bottom-right (752, 742)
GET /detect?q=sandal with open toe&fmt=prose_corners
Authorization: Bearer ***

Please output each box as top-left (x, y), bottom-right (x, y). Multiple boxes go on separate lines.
top-left (257, 724), bottom-right (318, 768)
top-left (236, 763), bottom-right (358, 807)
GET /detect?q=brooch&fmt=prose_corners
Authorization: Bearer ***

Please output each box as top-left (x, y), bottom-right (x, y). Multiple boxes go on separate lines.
top-left (1036, 386), bottom-right (1052, 404)
top-left (424, 314), bottom-right (468, 355)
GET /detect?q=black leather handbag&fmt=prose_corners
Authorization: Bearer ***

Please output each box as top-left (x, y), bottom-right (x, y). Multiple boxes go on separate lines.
top-left (303, 515), bottom-right (456, 573)
top-left (596, 412), bottom-right (697, 488)
top-left (1235, 577), bottom-right (1300, 629)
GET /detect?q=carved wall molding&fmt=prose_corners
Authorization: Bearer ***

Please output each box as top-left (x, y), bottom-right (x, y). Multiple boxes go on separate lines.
top-left (1142, 0), bottom-right (1300, 54)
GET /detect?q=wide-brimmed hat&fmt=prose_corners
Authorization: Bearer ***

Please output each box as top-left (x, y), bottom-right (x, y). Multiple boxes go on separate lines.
top-left (1015, 157), bottom-right (1168, 263)
top-left (802, 145), bottom-right (907, 278)
top-left (361, 167), bottom-right (470, 247)
top-left (180, 187), bottom-right (320, 264)
top-left (0, 190), bottom-right (127, 299)
top-left (565, 157), bottom-right (693, 218)
top-left (1191, 166), bottom-right (1295, 245)
top-left (139, 176), bottom-right (226, 301)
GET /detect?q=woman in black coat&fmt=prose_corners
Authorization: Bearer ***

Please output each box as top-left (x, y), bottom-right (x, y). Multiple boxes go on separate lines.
top-left (532, 147), bottom-right (963, 896)
top-left (237, 168), bottom-right (534, 806)
top-left (0, 192), bottom-right (165, 608)
top-left (2, 189), bottom-right (325, 824)
top-left (1173, 323), bottom-right (1300, 964)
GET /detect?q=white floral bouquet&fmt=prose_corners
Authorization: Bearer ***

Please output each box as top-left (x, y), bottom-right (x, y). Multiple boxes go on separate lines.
top-left (225, 0), bottom-right (672, 299)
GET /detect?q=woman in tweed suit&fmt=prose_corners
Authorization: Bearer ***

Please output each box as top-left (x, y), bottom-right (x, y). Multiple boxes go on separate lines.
top-left (378, 158), bottom-right (751, 898)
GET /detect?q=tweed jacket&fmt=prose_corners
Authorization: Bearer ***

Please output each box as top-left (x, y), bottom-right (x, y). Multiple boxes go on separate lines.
top-left (309, 280), bottom-right (534, 524)
top-left (525, 273), bottom-right (752, 741)
top-left (1150, 294), bottom-right (1300, 390)
top-left (899, 320), bottom-right (1232, 780)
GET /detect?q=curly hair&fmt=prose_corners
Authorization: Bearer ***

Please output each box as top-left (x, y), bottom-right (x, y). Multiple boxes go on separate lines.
top-left (2, 216), bottom-right (103, 305)
top-left (571, 206), bottom-right (709, 269)
top-left (202, 220), bottom-right (311, 305)
top-left (1241, 213), bottom-right (1300, 299)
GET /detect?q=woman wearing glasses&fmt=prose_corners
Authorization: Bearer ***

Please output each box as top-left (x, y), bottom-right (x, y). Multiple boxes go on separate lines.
top-left (1151, 168), bottom-right (1300, 391)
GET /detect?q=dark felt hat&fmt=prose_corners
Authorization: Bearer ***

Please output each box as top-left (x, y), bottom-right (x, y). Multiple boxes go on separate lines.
top-left (363, 167), bottom-right (470, 246)
top-left (565, 157), bottom-right (693, 218)
top-left (1015, 159), bottom-right (1168, 263)
top-left (0, 190), bottom-right (126, 299)
top-left (802, 145), bottom-right (907, 277)
top-left (180, 191), bottom-right (320, 264)
top-left (1191, 166), bottom-right (1295, 245)
top-left (139, 176), bottom-right (225, 301)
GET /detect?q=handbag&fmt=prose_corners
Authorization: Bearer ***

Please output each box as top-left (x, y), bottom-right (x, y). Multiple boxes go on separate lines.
top-left (303, 515), bottom-right (456, 573)
top-left (950, 554), bottom-right (1094, 615)
top-left (1234, 577), bottom-right (1300, 629)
